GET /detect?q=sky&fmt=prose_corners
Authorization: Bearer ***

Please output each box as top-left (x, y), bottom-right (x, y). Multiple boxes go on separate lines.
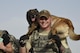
top-left (0, 0), bottom-right (80, 53)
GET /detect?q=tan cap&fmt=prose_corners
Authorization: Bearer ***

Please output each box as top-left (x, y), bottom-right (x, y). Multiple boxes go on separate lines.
top-left (39, 10), bottom-right (51, 18)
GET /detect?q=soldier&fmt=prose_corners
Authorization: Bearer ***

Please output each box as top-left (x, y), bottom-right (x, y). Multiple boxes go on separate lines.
top-left (0, 30), bottom-right (13, 53)
top-left (19, 9), bottom-right (63, 53)
top-left (3, 30), bottom-right (20, 53)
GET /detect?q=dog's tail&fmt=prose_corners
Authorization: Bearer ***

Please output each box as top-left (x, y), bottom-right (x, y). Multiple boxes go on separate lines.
top-left (69, 29), bottom-right (80, 40)
top-left (64, 18), bottom-right (80, 40)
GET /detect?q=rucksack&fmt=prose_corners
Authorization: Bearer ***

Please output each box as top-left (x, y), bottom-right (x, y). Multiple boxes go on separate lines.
top-left (0, 30), bottom-right (20, 53)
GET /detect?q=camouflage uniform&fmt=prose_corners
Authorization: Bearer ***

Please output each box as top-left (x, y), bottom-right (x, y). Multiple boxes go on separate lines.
top-left (0, 30), bottom-right (19, 53)
top-left (26, 30), bottom-right (59, 53)
top-left (0, 30), bottom-right (11, 53)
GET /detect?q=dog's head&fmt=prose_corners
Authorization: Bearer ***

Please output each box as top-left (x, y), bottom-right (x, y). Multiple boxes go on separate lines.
top-left (26, 9), bottom-right (39, 27)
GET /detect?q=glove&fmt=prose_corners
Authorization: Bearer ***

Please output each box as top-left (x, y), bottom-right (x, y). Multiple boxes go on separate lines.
top-left (48, 34), bottom-right (60, 41)
top-left (19, 35), bottom-right (29, 47)
top-left (48, 34), bottom-right (61, 48)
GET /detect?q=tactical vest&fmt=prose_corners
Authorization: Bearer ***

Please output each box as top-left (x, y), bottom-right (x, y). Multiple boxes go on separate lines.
top-left (30, 30), bottom-right (59, 53)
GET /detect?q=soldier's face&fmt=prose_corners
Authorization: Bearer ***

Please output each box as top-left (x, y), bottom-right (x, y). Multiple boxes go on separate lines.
top-left (38, 16), bottom-right (51, 29)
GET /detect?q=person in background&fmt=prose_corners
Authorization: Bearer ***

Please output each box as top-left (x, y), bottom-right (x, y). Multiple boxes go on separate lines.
top-left (0, 30), bottom-right (13, 53)
top-left (3, 30), bottom-right (20, 53)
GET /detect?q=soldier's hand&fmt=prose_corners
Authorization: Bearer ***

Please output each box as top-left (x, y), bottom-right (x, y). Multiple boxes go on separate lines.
top-left (19, 35), bottom-right (29, 47)
top-left (48, 34), bottom-right (60, 41)
top-left (48, 34), bottom-right (61, 48)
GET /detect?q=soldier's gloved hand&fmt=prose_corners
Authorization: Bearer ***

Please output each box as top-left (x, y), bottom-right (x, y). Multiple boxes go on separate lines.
top-left (48, 34), bottom-right (59, 41)
top-left (48, 34), bottom-right (61, 48)
top-left (19, 35), bottom-right (29, 47)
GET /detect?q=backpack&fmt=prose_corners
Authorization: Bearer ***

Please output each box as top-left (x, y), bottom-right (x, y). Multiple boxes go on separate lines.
top-left (0, 30), bottom-right (20, 53)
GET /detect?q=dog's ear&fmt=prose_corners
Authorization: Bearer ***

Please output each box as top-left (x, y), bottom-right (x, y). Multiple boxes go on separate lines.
top-left (26, 10), bottom-right (32, 27)
top-left (35, 9), bottom-right (37, 10)
top-left (35, 9), bottom-right (38, 12)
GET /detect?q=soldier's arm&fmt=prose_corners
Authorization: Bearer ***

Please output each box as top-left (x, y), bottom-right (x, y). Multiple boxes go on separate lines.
top-left (19, 35), bottom-right (32, 53)
top-left (20, 47), bottom-right (27, 53)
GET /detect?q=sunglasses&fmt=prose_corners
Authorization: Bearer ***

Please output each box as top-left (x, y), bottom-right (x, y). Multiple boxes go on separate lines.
top-left (39, 16), bottom-right (48, 20)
